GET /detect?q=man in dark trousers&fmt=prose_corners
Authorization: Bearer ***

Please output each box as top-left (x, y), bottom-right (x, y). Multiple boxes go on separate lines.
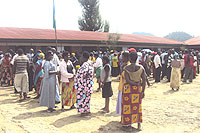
top-left (154, 52), bottom-right (162, 82)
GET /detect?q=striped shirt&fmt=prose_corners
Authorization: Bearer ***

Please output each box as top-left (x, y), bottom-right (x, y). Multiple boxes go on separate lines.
top-left (15, 55), bottom-right (29, 74)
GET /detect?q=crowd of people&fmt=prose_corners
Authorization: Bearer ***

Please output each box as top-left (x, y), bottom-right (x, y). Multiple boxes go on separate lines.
top-left (0, 46), bottom-right (199, 131)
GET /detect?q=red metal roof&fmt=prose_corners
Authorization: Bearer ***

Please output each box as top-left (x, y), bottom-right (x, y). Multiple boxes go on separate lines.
top-left (0, 27), bottom-right (183, 45)
top-left (185, 36), bottom-right (200, 45)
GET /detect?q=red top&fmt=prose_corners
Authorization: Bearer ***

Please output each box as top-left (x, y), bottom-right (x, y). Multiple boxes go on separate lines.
top-left (184, 54), bottom-right (194, 67)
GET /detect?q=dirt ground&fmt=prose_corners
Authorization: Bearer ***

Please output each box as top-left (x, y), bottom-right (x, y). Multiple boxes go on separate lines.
top-left (0, 76), bottom-right (200, 133)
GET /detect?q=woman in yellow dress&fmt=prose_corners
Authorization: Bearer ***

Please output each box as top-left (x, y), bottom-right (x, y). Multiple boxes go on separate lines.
top-left (170, 54), bottom-right (181, 91)
top-left (60, 51), bottom-right (76, 110)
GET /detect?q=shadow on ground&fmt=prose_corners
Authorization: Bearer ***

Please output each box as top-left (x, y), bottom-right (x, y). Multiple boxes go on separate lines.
top-left (91, 121), bottom-right (140, 133)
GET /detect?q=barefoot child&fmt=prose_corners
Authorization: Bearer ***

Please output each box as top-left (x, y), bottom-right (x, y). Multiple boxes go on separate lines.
top-left (100, 56), bottom-right (113, 113)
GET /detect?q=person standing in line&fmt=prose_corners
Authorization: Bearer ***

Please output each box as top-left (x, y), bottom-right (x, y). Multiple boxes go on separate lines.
top-left (154, 52), bottom-right (162, 82)
top-left (13, 49), bottom-right (30, 101)
top-left (27, 48), bottom-right (35, 91)
top-left (60, 51), bottom-right (76, 110)
top-left (183, 50), bottom-right (194, 83)
top-left (121, 51), bottom-right (146, 131)
top-left (170, 54), bottom-right (181, 91)
top-left (139, 52), bottom-right (151, 87)
top-left (111, 53), bottom-right (119, 77)
top-left (93, 53), bottom-right (103, 92)
top-left (100, 56), bottom-right (113, 113)
top-left (40, 51), bottom-right (57, 112)
top-left (197, 50), bottom-right (200, 74)
top-left (71, 53), bottom-right (78, 69)
top-left (89, 53), bottom-right (96, 63)
top-left (74, 51), bottom-right (94, 116)
top-left (116, 52), bottom-right (130, 115)
top-left (144, 52), bottom-right (151, 77)
top-left (0, 53), bottom-right (13, 86)
top-left (33, 53), bottom-right (45, 99)
top-left (10, 50), bottom-right (19, 93)
top-left (51, 48), bottom-right (61, 104)
top-left (160, 51), bottom-right (168, 80)
top-left (167, 51), bottom-right (173, 82)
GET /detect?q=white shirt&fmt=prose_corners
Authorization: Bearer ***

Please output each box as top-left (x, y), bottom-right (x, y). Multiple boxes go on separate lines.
top-left (51, 53), bottom-right (60, 71)
top-left (60, 60), bottom-right (74, 83)
top-left (154, 54), bottom-right (161, 68)
top-left (161, 53), bottom-right (168, 64)
top-left (93, 57), bottom-right (102, 68)
top-left (10, 54), bottom-right (18, 65)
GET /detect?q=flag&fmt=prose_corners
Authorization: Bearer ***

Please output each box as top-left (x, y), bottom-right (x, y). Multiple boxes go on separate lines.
top-left (53, 0), bottom-right (56, 30)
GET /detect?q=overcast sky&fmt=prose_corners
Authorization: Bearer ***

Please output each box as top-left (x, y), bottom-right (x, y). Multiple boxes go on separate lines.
top-left (0, 0), bottom-right (200, 37)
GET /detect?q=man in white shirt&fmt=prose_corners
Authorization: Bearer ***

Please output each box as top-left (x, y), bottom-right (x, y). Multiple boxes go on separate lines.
top-left (154, 52), bottom-right (162, 82)
top-left (26, 48), bottom-right (35, 91)
top-left (51, 48), bottom-right (61, 104)
top-left (160, 51), bottom-right (168, 80)
top-left (93, 53), bottom-right (103, 92)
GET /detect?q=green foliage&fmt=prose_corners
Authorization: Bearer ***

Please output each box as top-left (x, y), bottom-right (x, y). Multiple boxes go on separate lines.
top-left (78, 0), bottom-right (103, 31)
top-left (107, 33), bottom-right (120, 49)
top-left (164, 31), bottom-right (194, 42)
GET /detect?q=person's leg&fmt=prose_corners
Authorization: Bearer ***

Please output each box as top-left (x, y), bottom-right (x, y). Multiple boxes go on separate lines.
top-left (181, 67), bottom-right (185, 79)
top-left (158, 67), bottom-right (161, 82)
top-left (55, 85), bottom-right (60, 103)
top-left (183, 66), bottom-right (189, 82)
top-left (167, 67), bottom-right (172, 82)
top-left (189, 67), bottom-right (193, 82)
top-left (155, 68), bottom-right (158, 82)
top-left (22, 73), bottom-right (29, 99)
top-left (105, 98), bottom-right (110, 113)
top-left (14, 74), bottom-right (23, 98)
top-left (145, 74), bottom-right (151, 86)
top-left (97, 78), bottom-right (101, 92)
top-left (161, 64), bottom-right (165, 79)
top-left (19, 91), bottom-right (23, 100)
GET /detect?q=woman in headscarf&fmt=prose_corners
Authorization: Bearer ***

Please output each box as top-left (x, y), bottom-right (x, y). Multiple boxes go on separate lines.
top-left (33, 53), bottom-right (45, 99)
top-left (0, 53), bottom-right (13, 86)
top-left (74, 51), bottom-right (94, 116)
top-left (60, 51), bottom-right (76, 110)
top-left (170, 53), bottom-right (181, 91)
top-left (121, 51), bottom-right (146, 131)
top-left (39, 51), bottom-right (57, 112)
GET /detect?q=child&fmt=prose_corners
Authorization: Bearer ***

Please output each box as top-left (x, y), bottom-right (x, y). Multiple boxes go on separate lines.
top-left (100, 56), bottom-right (113, 113)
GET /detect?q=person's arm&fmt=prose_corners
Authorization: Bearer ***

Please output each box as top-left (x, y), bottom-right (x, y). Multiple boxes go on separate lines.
top-left (93, 58), bottom-right (100, 68)
top-left (102, 65), bottom-right (109, 84)
top-left (141, 69), bottom-right (146, 98)
top-left (60, 63), bottom-right (74, 78)
top-left (27, 60), bottom-right (30, 73)
top-left (13, 61), bottom-right (16, 75)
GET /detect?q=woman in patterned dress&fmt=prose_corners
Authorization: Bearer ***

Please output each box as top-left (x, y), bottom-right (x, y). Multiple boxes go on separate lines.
top-left (121, 51), bottom-right (146, 131)
top-left (0, 53), bottom-right (13, 86)
top-left (74, 51), bottom-right (94, 116)
top-left (170, 54), bottom-right (181, 91)
top-left (60, 51), bottom-right (76, 110)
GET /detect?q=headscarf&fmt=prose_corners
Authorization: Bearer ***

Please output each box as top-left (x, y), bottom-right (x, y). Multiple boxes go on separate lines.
top-left (38, 53), bottom-right (45, 60)
top-left (72, 53), bottom-right (75, 56)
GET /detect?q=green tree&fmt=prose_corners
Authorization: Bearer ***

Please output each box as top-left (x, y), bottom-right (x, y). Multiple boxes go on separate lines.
top-left (107, 33), bottom-right (120, 49)
top-left (78, 0), bottom-right (103, 31)
top-left (164, 31), bottom-right (194, 42)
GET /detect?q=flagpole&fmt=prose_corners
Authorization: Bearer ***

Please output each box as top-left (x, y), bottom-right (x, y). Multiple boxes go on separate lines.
top-left (53, 0), bottom-right (58, 51)
top-left (55, 26), bottom-right (58, 51)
